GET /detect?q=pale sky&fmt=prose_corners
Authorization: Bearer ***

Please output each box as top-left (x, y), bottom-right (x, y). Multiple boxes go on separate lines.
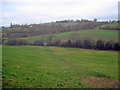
top-left (1, 0), bottom-right (119, 26)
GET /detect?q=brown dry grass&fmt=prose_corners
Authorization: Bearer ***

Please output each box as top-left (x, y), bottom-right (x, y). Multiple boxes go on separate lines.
top-left (82, 76), bottom-right (119, 88)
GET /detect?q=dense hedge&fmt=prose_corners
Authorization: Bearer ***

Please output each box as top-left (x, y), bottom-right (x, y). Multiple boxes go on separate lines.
top-left (99, 26), bottom-right (119, 30)
top-left (6, 39), bottom-right (28, 46)
top-left (5, 38), bottom-right (120, 51)
top-left (60, 40), bottom-right (120, 51)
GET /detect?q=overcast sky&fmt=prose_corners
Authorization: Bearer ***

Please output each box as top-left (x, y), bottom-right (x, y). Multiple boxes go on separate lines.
top-left (1, 0), bottom-right (119, 26)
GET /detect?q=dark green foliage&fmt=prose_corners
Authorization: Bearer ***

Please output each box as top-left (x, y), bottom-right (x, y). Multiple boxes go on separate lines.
top-left (99, 26), bottom-right (119, 30)
top-left (6, 39), bottom-right (17, 45)
top-left (5, 39), bottom-right (27, 46)
top-left (52, 40), bottom-right (60, 46)
top-left (66, 40), bottom-right (72, 47)
top-left (61, 42), bottom-right (67, 47)
top-left (16, 39), bottom-right (28, 45)
top-left (114, 42), bottom-right (120, 50)
top-left (5, 38), bottom-right (119, 51)
top-left (46, 35), bottom-right (53, 46)
top-left (83, 38), bottom-right (93, 49)
top-left (104, 41), bottom-right (113, 50)
top-left (87, 71), bottom-right (106, 77)
top-left (0, 38), bottom-right (2, 45)
top-left (33, 40), bottom-right (44, 46)
top-left (96, 40), bottom-right (105, 50)
top-left (74, 40), bottom-right (82, 48)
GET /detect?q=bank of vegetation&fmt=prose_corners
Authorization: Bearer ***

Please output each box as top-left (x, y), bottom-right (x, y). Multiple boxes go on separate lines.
top-left (2, 19), bottom-right (120, 51)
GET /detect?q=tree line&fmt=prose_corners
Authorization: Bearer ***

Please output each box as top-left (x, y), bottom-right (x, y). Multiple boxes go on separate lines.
top-left (2, 19), bottom-right (105, 39)
top-left (2, 19), bottom-right (119, 51)
top-left (99, 26), bottom-right (120, 30)
top-left (4, 37), bottom-right (120, 51)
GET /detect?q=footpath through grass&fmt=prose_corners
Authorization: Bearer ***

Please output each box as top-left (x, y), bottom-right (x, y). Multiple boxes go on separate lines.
top-left (2, 46), bottom-right (118, 88)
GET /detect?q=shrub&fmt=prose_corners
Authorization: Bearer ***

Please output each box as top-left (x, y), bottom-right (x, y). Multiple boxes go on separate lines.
top-left (114, 42), bottom-right (120, 51)
top-left (33, 40), bottom-right (44, 46)
top-left (74, 40), bottom-right (82, 48)
top-left (96, 40), bottom-right (105, 50)
top-left (5, 39), bottom-right (17, 45)
top-left (5, 39), bottom-right (28, 46)
top-left (16, 39), bottom-right (28, 45)
top-left (52, 40), bottom-right (60, 46)
top-left (83, 38), bottom-right (93, 49)
top-left (104, 41), bottom-right (113, 50)
top-left (66, 40), bottom-right (72, 47)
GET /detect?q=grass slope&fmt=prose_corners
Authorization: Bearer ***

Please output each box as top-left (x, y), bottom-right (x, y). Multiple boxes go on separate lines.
top-left (23, 30), bottom-right (118, 43)
top-left (101, 23), bottom-right (118, 27)
top-left (2, 46), bottom-right (118, 88)
top-left (96, 23), bottom-right (118, 29)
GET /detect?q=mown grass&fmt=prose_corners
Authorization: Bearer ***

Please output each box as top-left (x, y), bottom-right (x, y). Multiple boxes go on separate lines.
top-left (2, 46), bottom-right (118, 88)
top-left (23, 30), bottom-right (118, 43)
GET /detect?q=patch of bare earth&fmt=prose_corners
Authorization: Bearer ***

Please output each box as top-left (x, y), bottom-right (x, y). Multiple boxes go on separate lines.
top-left (81, 76), bottom-right (119, 88)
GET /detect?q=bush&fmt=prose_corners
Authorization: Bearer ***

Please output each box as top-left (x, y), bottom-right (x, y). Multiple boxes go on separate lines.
top-left (74, 40), bottom-right (82, 48)
top-left (5, 39), bottom-right (28, 46)
top-left (33, 40), bottom-right (44, 46)
top-left (66, 40), bottom-right (72, 47)
top-left (6, 39), bottom-right (17, 45)
top-left (16, 39), bottom-right (28, 45)
top-left (114, 42), bottom-right (120, 51)
top-left (83, 38), bottom-right (93, 49)
top-left (46, 35), bottom-right (53, 46)
top-left (52, 40), bottom-right (60, 46)
top-left (96, 40), bottom-right (105, 50)
top-left (61, 42), bottom-right (67, 47)
top-left (104, 41), bottom-right (113, 50)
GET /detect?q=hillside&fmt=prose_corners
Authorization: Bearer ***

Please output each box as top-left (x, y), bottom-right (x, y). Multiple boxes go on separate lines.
top-left (2, 21), bottom-right (120, 51)
top-left (2, 20), bottom-right (109, 39)
top-left (22, 30), bottom-right (118, 43)
top-left (42, 21), bottom-right (79, 26)
top-left (100, 23), bottom-right (118, 27)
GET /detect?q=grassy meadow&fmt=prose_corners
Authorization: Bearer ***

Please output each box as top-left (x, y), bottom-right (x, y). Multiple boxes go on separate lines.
top-left (2, 22), bottom-right (119, 88)
top-left (23, 30), bottom-right (118, 43)
top-left (2, 46), bottom-right (118, 88)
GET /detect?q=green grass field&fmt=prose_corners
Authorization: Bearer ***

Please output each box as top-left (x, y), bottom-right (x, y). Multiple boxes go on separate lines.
top-left (2, 46), bottom-right (118, 88)
top-left (23, 30), bottom-right (118, 43)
